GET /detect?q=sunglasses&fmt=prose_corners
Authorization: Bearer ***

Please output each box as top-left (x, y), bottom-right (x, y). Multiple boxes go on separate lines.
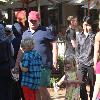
top-left (29, 20), bottom-right (38, 24)
top-left (5, 30), bottom-right (12, 33)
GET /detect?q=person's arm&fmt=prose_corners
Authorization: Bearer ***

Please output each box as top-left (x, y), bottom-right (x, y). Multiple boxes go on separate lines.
top-left (20, 62), bottom-right (28, 72)
top-left (70, 29), bottom-right (76, 48)
top-left (11, 43), bottom-right (14, 56)
top-left (71, 40), bottom-right (76, 48)
top-left (92, 74), bottom-right (100, 100)
top-left (93, 32), bottom-right (100, 71)
top-left (15, 47), bottom-right (24, 67)
top-left (45, 30), bottom-right (58, 69)
top-left (51, 40), bottom-right (58, 69)
top-left (20, 52), bottom-right (29, 72)
top-left (75, 34), bottom-right (80, 65)
top-left (92, 83), bottom-right (100, 100)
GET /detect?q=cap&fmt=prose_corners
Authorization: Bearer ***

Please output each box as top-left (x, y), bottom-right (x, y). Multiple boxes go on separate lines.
top-left (28, 11), bottom-right (40, 21)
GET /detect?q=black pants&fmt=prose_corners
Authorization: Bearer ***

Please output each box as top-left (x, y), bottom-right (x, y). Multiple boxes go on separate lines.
top-left (0, 77), bottom-right (14, 100)
top-left (77, 63), bottom-right (95, 100)
top-left (12, 81), bottom-right (25, 100)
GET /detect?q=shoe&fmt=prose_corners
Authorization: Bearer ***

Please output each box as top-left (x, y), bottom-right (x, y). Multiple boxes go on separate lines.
top-left (53, 82), bottom-right (59, 92)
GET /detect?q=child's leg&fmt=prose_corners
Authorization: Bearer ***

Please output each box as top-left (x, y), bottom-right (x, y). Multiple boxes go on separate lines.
top-left (22, 86), bottom-right (37, 100)
top-left (57, 75), bottom-right (66, 86)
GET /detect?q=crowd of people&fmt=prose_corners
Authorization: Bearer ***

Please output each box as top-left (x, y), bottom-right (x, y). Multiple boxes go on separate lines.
top-left (0, 9), bottom-right (100, 100)
top-left (53, 16), bottom-right (100, 100)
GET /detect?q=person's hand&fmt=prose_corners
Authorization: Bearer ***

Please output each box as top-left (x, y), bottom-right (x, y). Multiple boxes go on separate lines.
top-left (20, 67), bottom-right (28, 72)
top-left (52, 61), bottom-right (59, 73)
top-left (20, 62), bottom-right (28, 72)
top-left (53, 62), bottom-right (58, 70)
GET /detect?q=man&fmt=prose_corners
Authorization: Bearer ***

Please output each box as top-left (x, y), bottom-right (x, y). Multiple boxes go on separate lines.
top-left (76, 16), bottom-right (95, 100)
top-left (16, 11), bottom-right (58, 100)
top-left (64, 16), bottom-right (77, 68)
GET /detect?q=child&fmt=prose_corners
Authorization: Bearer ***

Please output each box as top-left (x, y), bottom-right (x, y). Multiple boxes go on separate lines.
top-left (53, 58), bottom-right (80, 100)
top-left (20, 37), bottom-right (42, 100)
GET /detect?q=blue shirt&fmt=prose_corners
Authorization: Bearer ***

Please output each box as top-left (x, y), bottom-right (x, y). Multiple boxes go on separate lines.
top-left (21, 50), bottom-right (42, 90)
top-left (22, 26), bottom-right (56, 69)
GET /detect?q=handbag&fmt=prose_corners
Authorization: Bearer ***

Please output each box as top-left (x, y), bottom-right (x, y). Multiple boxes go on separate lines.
top-left (11, 67), bottom-right (19, 81)
top-left (8, 44), bottom-right (19, 82)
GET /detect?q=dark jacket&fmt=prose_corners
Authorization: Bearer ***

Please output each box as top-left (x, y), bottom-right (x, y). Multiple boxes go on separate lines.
top-left (65, 27), bottom-right (76, 56)
top-left (76, 32), bottom-right (95, 66)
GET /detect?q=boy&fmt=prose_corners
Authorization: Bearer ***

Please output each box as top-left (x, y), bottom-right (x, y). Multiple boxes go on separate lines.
top-left (20, 37), bottom-right (42, 100)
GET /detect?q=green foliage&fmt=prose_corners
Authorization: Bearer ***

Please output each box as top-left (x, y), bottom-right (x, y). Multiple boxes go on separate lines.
top-left (50, 56), bottom-right (64, 87)
top-left (50, 77), bottom-right (59, 87)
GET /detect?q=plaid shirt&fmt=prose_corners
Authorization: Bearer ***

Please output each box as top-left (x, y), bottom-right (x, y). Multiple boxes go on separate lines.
top-left (21, 49), bottom-right (42, 90)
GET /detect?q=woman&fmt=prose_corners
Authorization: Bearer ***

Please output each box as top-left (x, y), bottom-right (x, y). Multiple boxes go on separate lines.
top-left (92, 30), bottom-right (100, 100)
top-left (0, 26), bottom-right (14, 100)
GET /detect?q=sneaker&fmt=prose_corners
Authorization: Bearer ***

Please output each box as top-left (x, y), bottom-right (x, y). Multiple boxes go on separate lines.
top-left (53, 82), bottom-right (59, 92)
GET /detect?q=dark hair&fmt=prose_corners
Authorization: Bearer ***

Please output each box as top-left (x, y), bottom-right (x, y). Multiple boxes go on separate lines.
top-left (83, 16), bottom-right (97, 33)
top-left (83, 16), bottom-right (93, 25)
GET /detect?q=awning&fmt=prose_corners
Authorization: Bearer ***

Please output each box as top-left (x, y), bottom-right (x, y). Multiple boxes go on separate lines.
top-left (82, 0), bottom-right (100, 9)
top-left (67, 0), bottom-right (84, 5)
top-left (0, 0), bottom-right (53, 10)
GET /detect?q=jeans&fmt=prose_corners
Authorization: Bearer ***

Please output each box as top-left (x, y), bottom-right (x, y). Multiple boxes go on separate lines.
top-left (77, 63), bottom-right (95, 100)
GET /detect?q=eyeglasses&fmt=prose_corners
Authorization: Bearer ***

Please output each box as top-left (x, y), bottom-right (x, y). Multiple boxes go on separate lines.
top-left (5, 30), bottom-right (12, 33)
top-left (29, 20), bottom-right (38, 24)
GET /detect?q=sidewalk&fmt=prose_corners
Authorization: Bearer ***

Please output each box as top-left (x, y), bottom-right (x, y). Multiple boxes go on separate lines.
top-left (49, 86), bottom-right (90, 100)
top-left (49, 88), bottom-right (66, 100)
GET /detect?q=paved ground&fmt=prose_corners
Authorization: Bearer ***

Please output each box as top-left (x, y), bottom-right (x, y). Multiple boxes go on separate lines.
top-left (49, 86), bottom-right (90, 100)
top-left (49, 88), bottom-right (66, 100)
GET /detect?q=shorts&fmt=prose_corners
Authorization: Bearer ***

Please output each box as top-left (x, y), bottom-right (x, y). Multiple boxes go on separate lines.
top-left (22, 86), bottom-right (37, 100)
top-left (40, 68), bottom-right (51, 87)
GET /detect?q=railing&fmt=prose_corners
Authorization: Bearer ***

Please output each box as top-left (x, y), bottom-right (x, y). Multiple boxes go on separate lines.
top-left (57, 34), bottom-right (65, 58)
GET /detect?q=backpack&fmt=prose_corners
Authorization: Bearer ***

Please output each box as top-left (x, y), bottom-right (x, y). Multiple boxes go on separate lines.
top-left (12, 23), bottom-right (22, 39)
top-left (0, 39), bottom-right (15, 77)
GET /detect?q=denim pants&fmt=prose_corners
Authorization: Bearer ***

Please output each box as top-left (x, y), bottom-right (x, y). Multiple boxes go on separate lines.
top-left (77, 63), bottom-right (95, 100)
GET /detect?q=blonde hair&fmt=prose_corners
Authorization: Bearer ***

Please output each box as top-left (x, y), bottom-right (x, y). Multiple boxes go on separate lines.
top-left (21, 37), bottom-right (34, 51)
top-left (67, 16), bottom-right (77, 25)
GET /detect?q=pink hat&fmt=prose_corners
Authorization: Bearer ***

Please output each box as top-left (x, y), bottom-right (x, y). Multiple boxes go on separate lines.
top-left (28, 11), bottom-right (40, 21)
